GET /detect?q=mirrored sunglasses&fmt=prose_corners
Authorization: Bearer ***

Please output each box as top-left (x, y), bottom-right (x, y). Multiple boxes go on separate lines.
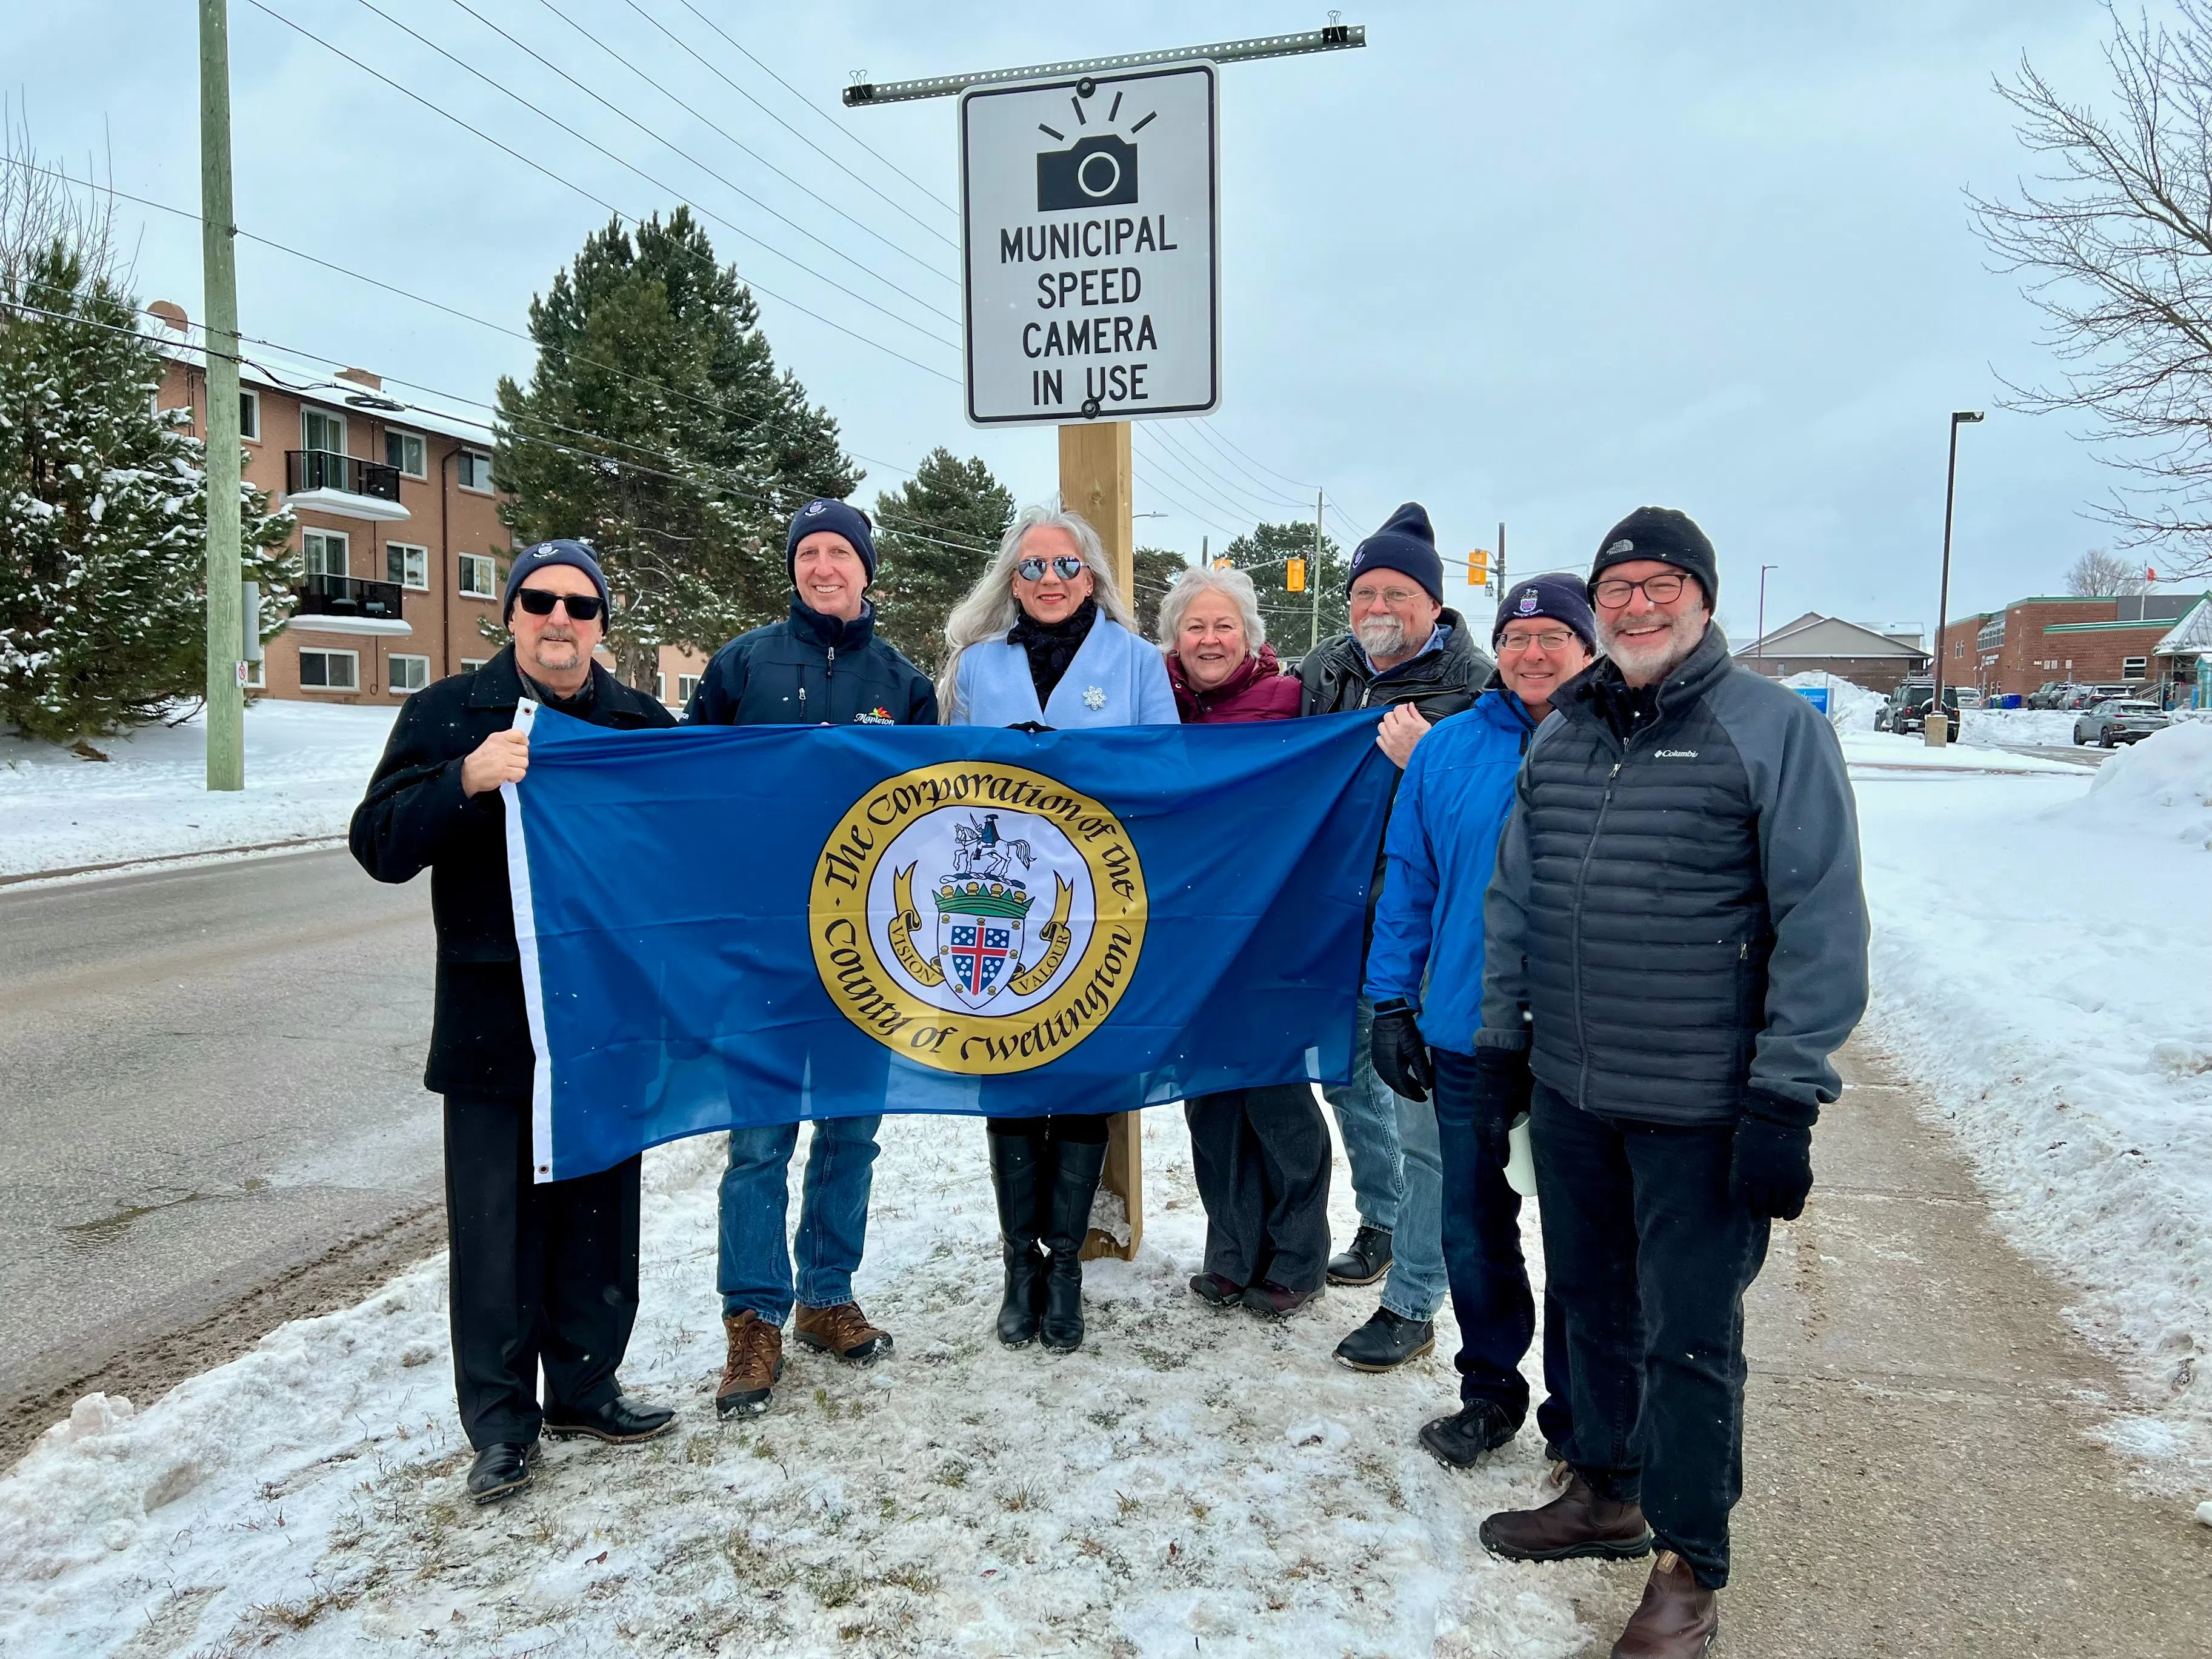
top-left (1016, 554), bottom-right (1087, 582)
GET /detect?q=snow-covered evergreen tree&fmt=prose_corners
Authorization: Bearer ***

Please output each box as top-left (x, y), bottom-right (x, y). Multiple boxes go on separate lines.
top-left (0, 240), bottom-right (294, 740)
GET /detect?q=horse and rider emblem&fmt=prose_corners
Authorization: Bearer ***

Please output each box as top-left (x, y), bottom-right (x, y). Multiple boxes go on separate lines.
top-left (885, 812), bottom-right (1076, 1012)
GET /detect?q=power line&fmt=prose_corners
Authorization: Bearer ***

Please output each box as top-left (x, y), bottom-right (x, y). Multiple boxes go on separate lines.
top-left (339, 0), bottom-right (958, 344)
top-left (664, 0), bottom-right (959, 221)
top-left (1134, 432), bottom-right (1261, 531)
top-left (460, 0), bottom-right (957, 299)
top-left (239, 0), bottom-right (958, 381)
top-left (1185, 421), bottom-right (1316, 510)
top-left (1147, 422), bottom-right (1317, 525)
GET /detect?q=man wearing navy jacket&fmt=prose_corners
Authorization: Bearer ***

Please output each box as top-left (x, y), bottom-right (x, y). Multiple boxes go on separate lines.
top-left (1365, 575), bottom-right (1594, 1474)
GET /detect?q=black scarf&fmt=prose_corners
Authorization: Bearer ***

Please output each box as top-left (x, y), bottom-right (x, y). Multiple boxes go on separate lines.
top-left (1007, 594), bottom-right (1098, 706)
top-left (522, 667), bottom-right (598, 720)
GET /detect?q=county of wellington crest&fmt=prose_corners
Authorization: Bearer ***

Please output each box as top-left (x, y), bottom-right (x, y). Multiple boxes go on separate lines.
top-left (810, 762), bottom-right (1148, 1075)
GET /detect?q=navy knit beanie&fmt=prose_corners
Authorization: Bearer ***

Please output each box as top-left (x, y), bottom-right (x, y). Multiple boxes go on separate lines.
top-left (787, 497), bottom-right (878, 586)
top-left (1587, 507), bottom-right (1718, 608)
top-left (502, 539), bottom-right (611, 623)
top-left (1492, 573), bottom-right (1597, 651)
top-left (1346, 502), bottom-right (1446, 605)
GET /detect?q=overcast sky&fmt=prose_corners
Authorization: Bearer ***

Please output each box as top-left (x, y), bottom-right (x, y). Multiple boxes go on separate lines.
top-left (7, 1), bottom-right (2171, 640)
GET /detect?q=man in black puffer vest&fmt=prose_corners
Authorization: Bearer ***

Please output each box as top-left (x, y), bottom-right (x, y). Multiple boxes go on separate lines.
top-left (685, 499), bottom-right (936, 1421)
top-left (1473, 508), bottom-right (1868, 1659)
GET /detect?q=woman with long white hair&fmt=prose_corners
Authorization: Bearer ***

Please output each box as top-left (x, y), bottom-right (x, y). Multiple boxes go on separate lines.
top-left (942, 505), bottom-right (1175, 1355)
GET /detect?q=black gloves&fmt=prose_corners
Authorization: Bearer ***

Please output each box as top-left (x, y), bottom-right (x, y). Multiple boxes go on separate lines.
top-left (1369, 999), bottom-right (1433, 1102)
top-left (1731, 1092), bottom-right (1816, 1220)
top-left (1469, 1043), bottom-right (1534, 1120)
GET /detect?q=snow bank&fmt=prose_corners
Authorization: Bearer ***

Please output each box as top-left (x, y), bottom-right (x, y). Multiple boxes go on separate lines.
top-left (0, 700), bottom-right (396, 878)
top-left (1956, 706), bottom-right (2079, 748)
top-left (2051, 720), bottom-right (2212, 847)
top-left (1778, 670), bottom-right (1884, 733)
top-left (0, 1114), bottom-right (1591, 1657)
top-left (1854, 763), bottom-right (2212, 1486)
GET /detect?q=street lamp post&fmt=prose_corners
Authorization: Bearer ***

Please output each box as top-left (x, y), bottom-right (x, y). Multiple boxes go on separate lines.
top-left (1755, 564), bottom-right (1779, 674)
top-left (1931, 411), bottom-right (1984, 745)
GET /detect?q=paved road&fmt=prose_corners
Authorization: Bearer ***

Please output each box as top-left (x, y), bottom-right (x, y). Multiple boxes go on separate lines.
top-left (0, 849), bottom-right (445, 1457)
top-left (1997, 742), bottom-right (2110, 768)
top-left (1548, 1040), bottom-right (2212, 1657)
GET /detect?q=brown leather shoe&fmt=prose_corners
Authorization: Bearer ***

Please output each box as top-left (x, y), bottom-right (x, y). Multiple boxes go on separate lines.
top-left (715, 1311), bottom-right (784, 1418)
top-left (1610, 1551), bottom-right (1717, 1657)
top-left (1478, 1469), bottom-right (1654, 1563)
top-left (793, 1300), bottom-right (894, 1365)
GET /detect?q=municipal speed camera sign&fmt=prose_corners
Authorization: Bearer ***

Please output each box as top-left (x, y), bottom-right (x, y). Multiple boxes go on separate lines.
top-left (959, 62), bottom-right (1219, 427)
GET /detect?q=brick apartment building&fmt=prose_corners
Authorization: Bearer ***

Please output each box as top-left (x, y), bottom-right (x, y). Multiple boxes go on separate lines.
top-left (1733, 613), bottom-right (1929, 692)
top-left (155, 322), bottom-right (706, 710)
top-left (1938, 592), bottom-right (2210, 701)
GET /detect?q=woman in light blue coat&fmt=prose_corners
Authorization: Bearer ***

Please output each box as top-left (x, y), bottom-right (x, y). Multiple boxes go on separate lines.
top-left (939, 505), bottom-right (1174, 1355)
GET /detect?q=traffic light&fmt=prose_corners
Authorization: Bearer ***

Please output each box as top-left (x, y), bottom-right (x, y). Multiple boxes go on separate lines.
top-left (1213, 556), bottom-right (1233, 571)
top-left (1468, 548), bottom-right (1490, 589)
top-left (1286, 557), bottom-right (1306, 592)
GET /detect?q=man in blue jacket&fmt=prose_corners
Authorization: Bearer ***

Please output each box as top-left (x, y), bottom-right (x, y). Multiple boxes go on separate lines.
top-left (686, 498), bottom-right (937, 1418)
top-left (1365, 575), bottom-right (1594, 1474)
top-left (1474, 509), bottom-right (1868, 1659)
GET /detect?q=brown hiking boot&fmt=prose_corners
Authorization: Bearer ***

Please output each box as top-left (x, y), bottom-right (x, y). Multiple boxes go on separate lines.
top-left (1478, 1469), bottom-right (1654, 1563)
top-left (793, 1300), bottom-right (894, 1365)
top-left (1610, 1551), bottom-right (1717, 1657)
top-left (715, 1311), bottom-right (784, 1418)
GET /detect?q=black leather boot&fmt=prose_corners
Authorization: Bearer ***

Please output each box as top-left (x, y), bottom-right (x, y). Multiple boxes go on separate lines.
top-left (1039, 1138), bottom-right (1108, 1353)
top-left (988, 1131), bottom-right (1048, 1346)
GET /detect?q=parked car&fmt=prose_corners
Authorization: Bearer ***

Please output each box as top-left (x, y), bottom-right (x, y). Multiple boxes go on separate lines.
top-left (2027, 682), bottom-right (2070, 709)
top-left (2073, 699), bottom-right (2171, 746)
top-left (2064, 683), bottom-right (2137, 710)
top-left (1877, 680), bottom-right (1963, 735)
top-left (1953, 687), bottom-right (1984, 710)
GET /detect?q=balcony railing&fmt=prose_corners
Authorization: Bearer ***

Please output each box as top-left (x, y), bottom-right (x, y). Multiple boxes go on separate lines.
top-left (296, 571), bottom-right (406, 621)
top-left (286, 448), bottom-right (402, 504)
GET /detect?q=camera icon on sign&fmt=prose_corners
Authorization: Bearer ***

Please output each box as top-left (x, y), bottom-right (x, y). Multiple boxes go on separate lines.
top-left (1036, 134), bottom-right (1139, 211)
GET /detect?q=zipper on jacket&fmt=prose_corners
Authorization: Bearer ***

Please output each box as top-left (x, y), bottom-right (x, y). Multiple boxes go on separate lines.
top-left (825, 643), bottom-right (836, 722)
top-left (1571, 756), bottom-right (1624, 1110)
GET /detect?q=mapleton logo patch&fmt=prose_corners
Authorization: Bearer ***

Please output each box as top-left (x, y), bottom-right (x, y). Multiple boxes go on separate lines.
top-left (810, 762), bottom-right (1148, 1075)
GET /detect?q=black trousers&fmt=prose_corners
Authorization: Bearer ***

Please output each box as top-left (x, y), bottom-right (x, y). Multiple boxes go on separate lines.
top-left (985, 1112), bottom-right (1110, 1143)
top-left (1530, 1081), bottom-right (1770, 1589)
top-left (1183, 1084), bottom-right (1332, 1292)
top-left (443, 1094), bottom-right (643, 1450)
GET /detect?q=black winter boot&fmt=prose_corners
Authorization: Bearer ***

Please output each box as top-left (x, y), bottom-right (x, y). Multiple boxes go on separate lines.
top-left (1039, 1138), bottom-right (1108, 1353)
top-left (988, 1132), bottom-right (1048, 1347)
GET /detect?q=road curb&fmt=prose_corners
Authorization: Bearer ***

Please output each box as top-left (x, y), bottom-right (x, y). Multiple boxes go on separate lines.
top-left (0, 834), bottom-right (348, 889)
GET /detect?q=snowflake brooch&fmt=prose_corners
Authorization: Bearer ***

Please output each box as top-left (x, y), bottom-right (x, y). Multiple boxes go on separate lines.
top-left (1082, 685), bottom-right (1106, 710)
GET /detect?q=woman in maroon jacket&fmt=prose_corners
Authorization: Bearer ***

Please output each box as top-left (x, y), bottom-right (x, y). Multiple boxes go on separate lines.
top-left (1159, 568), bottom-right (1332, 1315)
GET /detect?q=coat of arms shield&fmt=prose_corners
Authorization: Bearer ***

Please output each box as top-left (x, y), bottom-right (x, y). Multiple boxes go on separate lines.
top-left (933, 879), bottom-right (1033, 1009)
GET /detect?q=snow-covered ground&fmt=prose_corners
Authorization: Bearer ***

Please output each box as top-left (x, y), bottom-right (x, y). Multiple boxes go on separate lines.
top-left (1857, 722), bottom-right (2212, 1484)
top-left (0, 1113), bottom-right (1593, 1658)
top-left (0, 700), bottom-right (397, 879)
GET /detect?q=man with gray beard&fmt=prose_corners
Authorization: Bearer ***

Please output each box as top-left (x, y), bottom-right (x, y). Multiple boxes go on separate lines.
top-left (1298, 504), bottom-right (1491, 1372)
top-left (1472, 508), bottom-right (1868, 1658)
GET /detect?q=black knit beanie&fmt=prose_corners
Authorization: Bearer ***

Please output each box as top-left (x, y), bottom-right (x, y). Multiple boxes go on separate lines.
top-left (1587, 507), bottom-right (1718, 608)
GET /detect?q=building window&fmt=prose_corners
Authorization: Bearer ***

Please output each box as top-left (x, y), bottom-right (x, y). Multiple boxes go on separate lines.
top-left (298, 648), bottom-right (359, 691)
top-left (458, 552), bottom-right (498, 597)
top-left (239, 389), bottom-right (260, 441)
top-left (457, 450), bottom-right (494, 493)
top-left (303, 528), bottom-right (348, 577)
top-left (384, 429), bottom-right (428, 479)
top-left (389, 654), bottom-right (431, 693)
top-left (385, 542), bottom-right (429, 590)
top-left (461, 657), bottom-right (488, 673)
top-left (2123, 656), bottom-right (2148, 680)
top-left (302, 406), bottom-right (347, 457)
top-left (678, 674), bottom-right (701, 705)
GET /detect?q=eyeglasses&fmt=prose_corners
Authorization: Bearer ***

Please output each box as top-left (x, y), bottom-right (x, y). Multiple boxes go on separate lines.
top-left (1350, 586), bottom-right (1424, 608)
top-left (1591, 572), bottom-right (1689, 608)
top-left (514, 588), bottom-right (605, 622)
top-left (1497, 628), bottom-right (1578, 653)
top-left (1016, 554), bottom-right (1087, 582)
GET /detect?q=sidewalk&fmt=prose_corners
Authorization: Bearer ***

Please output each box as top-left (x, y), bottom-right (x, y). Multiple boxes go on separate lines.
top-left (1547, 1039), bottom-right (2212, 1657)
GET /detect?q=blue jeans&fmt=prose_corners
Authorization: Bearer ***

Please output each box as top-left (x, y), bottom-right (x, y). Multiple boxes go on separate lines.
top-left (718, 1115), bottom-right (882, 1323)
top-left (1324, 997), bottom-right (1447, 1320)
top-left (1531, 1082), bottom-right (1770, 1589)
top-left (1431, 1048), bottom-right (1572, 1450)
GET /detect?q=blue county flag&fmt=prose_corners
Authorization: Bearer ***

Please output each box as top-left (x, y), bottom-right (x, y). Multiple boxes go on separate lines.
top-left (501, 706), bottom-right (1396, 1180)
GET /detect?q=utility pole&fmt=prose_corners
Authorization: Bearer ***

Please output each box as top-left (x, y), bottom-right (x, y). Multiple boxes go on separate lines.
top-left (1310, 489), bottom-right (1324, 651)
top-left (1496, 521), bottom-right (1507, 598)
top-left (1756, 564), bottom-right (1779, 673)
top-left (1931, 411), bottom-right (1984, 746)
top-left (200, 0), bottom-right (244, 791)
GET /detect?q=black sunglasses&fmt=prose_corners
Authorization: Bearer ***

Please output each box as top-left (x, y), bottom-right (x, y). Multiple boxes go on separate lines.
top-left (514, 588), bottom-right (605, 622)
top-left (1016, 554), bottom-right (1087, 582)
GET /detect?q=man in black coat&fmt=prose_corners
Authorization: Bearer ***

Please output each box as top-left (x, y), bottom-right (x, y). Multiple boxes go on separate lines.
top-left (350, 539), bottom-right (678, 1504)
top-left (1473, 508), bottom-right (1868, 1658)
top-left (685, 499), bottom-right (937, 1420)
top-left (1298, 503), bottom-right (1493, 1377)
